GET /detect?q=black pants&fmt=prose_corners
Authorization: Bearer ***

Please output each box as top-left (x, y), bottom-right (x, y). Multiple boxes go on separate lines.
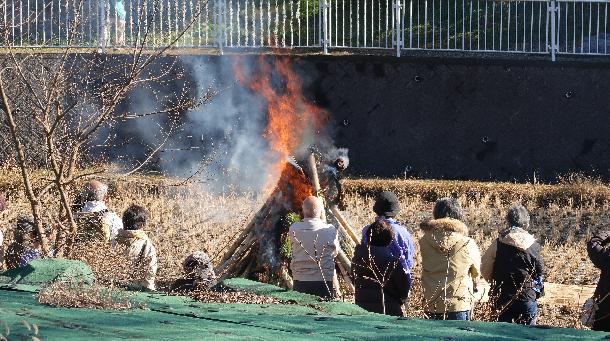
top-left (593, 311), bottom-right (610, 332)
top-left (293, 280), bottom-right (334, 298)
top-left (498, 300), bottom-right (538, 325)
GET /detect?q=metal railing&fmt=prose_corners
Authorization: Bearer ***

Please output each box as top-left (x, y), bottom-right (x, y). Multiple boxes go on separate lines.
top-left (1, 0), bottom-right (609, 60)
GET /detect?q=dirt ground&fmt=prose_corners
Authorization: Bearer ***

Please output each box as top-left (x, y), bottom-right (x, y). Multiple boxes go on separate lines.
top-left (1, 174), bottom-right (608, 328)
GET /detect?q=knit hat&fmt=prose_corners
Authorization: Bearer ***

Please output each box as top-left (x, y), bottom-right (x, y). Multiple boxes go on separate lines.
top-left (373, 191), bottom-right (400, 217)
top-left (182, 251), bottom-right (216, 288)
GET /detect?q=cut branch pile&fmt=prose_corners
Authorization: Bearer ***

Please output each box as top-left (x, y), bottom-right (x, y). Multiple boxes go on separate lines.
top-left (215, 153), bottom-right (359, 294)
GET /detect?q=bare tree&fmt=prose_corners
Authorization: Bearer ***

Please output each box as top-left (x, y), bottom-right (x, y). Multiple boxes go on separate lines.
top-left (0, 0), bottom-right (210, 255)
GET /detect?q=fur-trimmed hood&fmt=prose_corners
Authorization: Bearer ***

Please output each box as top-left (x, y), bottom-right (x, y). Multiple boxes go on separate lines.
top-left (498, 227), bottom-right (537, 251)
top-left (116, 229), bottom-right (149, 245)
top-left (420, 218), bottom-right (469, 236)
top-left (420, 218), bottom-right (470, 254)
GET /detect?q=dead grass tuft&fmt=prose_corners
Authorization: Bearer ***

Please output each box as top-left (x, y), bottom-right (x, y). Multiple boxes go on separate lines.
top-left (38, 281), bottom-right (141, 310)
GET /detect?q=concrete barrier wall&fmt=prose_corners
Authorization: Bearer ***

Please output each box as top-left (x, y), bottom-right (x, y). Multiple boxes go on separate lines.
top-left (285, 54), bottom-right (610, 181)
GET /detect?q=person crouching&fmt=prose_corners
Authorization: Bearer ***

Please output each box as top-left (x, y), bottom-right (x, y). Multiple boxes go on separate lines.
top-left (171, 250), bottom-right (217, 292)
top-left (353, 219), bottom-right (411, 316)
top-left (289, 196), bottom-right (339, 298)
top-left (116, 205), bottom-right (158, 291)
top-left (5, 216), bottom-right (52, 269)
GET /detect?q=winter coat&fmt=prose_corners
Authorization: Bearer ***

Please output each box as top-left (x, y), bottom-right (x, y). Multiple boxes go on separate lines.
top-left (289, 218), bottom-right (339, 282)
top-left (4, 242), bottom-right (25, 270)
top-left (362, 218), bottom-right (415, 275)
top-left (116, 229), bottom-right (158, 291)
top-left (481, 227), bottom-right (544, 306)
top-left (79, 201), bottom-right (123, 241)
top-left (352, 244), bottom-right (411, 316)
top-left (419, 218), bottom-right (481, 313)
top-left (587, 230), bottom-right (610, 330)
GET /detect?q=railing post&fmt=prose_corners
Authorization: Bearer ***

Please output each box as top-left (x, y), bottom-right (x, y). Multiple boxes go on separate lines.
top-left (549, 0), bottom-right (557, 61)
top-left (320, 0), bottom-right (329, 54)
top-left (216, 0), bottom-right (225, 55)
top-left (394, 0), bottom-right (403, 57)
top-left (97, 0), bottom-right (106, 51)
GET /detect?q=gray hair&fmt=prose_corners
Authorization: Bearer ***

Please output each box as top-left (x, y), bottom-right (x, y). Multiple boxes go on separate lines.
top-left (86, 180), bottom-right (108, 202)
top-left (433, 197), bottom-right (464, 220)
top-left (302, 196), bottom-right (324, 219)
top-left (506, 204), bottom-right (530, 228)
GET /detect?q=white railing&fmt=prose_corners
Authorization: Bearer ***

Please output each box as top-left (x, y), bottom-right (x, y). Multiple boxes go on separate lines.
top-left (1, 0), bottom-right (609, 60)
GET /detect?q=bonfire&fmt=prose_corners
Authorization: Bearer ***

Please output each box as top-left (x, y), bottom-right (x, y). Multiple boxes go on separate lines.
top-left (214, 57), bottom-right (359, 293)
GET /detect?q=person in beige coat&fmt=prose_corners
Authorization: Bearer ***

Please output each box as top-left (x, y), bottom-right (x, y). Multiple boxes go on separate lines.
top-left (116, 205), bottom-right (158, 291)
top-left (289, 196), bottom-right (339, 298)
top-left (419, 197), bottom-right (481, 320)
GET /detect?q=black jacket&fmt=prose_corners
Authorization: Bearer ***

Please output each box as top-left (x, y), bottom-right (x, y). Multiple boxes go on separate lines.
top-left (352, 244), bottom-right (411, 316)
top-left (486, 228), bottom-right (544, 306)
top-left (587, 231), bottom-right (610, 331)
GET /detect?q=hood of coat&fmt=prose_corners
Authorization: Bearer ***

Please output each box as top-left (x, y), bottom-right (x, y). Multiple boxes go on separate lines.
top-left (420, 218), bottom-right (468, 235)
top-left (420, 218), bottom-right (469, 253)
top-left (498, 226), bottom-right (537, 251)
top-left (116, 229), bottom-right (148, 245)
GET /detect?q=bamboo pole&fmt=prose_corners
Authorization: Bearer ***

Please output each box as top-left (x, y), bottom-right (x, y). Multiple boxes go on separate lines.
top-left (336, 260), bottom-right (355, 294)
top-left (336, 247), bottom-right (352, 273)
top-left (215, 233), bottom-right (256, 277)
top-left (307, 152), bottom-right (326, 222)
top-left (331, 205), bottom-right (360, 245)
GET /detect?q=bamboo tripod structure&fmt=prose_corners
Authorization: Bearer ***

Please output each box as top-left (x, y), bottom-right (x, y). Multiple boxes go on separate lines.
top-left (215, 152), bottom-right (360, 294)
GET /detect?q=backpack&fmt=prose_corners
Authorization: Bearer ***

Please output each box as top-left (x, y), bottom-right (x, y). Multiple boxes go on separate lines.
top-left (76, 210), bottom-right (110, 243)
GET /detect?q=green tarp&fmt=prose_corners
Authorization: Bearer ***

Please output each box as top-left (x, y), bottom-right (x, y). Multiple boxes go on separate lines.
top-left (0, 260), bottom-right (608, 340)
top-left (0, 259), bottom-right (94, 286)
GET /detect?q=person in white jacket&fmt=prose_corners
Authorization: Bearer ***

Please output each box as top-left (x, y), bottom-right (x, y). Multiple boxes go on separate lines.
top-left (116, 205), bottom-right (158, 291)
top-left (289, 196), bottom-right (339, 298)
top-left (76, 180), bottom-right (123, 242)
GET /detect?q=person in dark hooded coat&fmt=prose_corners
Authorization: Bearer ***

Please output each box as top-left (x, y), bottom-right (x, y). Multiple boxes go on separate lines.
top-left (352, 219), bottom-right (411, 316)
top-left (587, 230), bottom-right (610, 332)
top-left (481, 204), bottom-right (544, 325)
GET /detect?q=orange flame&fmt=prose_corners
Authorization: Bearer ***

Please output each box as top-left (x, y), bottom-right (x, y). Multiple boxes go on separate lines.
top-left (235, 57), bottom-right (329, 197)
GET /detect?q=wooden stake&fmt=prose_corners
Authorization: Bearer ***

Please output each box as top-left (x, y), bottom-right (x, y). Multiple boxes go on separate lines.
top-left (307, 152), bottom-right (326, 222)
top-left (336, 260), bottom-right (355, 294)
top-left (330, 205), bottom-right (360, 245)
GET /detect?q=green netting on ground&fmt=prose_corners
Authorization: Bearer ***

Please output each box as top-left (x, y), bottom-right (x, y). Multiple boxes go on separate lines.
top-left (0, 262), bottom-right (607, 340)
top-left (221, 278), bottom-right (371, 315)
top-left (0, 259), bottom-right (94, 286)
top-left (1, 284), bottom-right (608, 340)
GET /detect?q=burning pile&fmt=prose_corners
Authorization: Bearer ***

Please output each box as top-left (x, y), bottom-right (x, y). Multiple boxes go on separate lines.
top-left (214, 58), bottom-right (358, 292)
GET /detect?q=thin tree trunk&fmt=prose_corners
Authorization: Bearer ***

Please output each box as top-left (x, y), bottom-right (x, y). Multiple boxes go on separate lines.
top-left (0, 77), bottom-right (50, 255)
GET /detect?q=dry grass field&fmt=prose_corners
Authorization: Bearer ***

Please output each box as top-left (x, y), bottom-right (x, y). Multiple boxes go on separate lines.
top-left (1, 171), bottom-right (608, 328)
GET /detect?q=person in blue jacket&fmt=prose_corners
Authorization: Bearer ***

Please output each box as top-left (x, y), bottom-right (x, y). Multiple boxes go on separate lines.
top-left (361, 191), bottom-right (415, 277)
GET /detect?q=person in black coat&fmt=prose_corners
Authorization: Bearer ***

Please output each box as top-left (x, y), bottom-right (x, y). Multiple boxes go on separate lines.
top-left (481, 205), bottom-right (544, 325)
top-left (588, 230), bottom-right (610, 332)
top-left (352, 219), bottom-right (412, 316)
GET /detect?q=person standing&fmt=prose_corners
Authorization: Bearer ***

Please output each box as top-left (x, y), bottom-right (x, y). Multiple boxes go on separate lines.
top-left (289, 196), bottom-right (339, 298)
top-left (361, 191), bottom-right (415, 278)
top-left (419, 197), bottom-right (481, 321)
top-left (353, 219), bottom-right (411, 316)
top-left (481, 204), bottom-right (544, 325)
top-left (587, 229), bottom-right (610, 331)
